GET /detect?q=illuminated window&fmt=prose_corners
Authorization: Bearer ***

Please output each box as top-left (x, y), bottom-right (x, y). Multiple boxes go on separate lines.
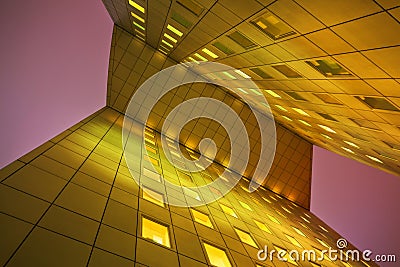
top-left (319, 225), bottom-right (329, 232)
top-left (145, 145), bottom-right (157, 154)
top-left (366, 154), bottom-right (383, 163)
top-left (267, 214), bottom-right (280, 224)
top-left (292, 226), bottom-right (306, 237)
top-left (164, 33), bottom-right (177, 43)
top-left (167, 24), bottom-right (183, 37)
top-left (265, 90), bottom-right (281, 98)
top-left (145, 136), bottom-right (156, 145)
top-left (342, 147), bottom-right (355, 154)
top-left (301, 216), bottom-right (310, 223)
top-left (143, 188), bottom-right (165, 207)
top-left (177, 0), bottom-right (204, 16)
top-left (234, 228), bottom-right (258, 248)
top-left (315, 238), bottom-right (329, 248)
top-left (203, 243), bottom-right (232, 267)
top-left (306, 59), bottom-right (352, 77)
top-left (227, 31), bottom-right (257, 50)
top-left (202, 48), bottom-right (218, 59)
top-left (129, 0), bottom-right (145, 13)
top-left (239, 201), bottom-right (253, 211)
top-left (251, 12), bottom-right (296, 40)
top-left (272, 64), bottom-right (302, 78)
top-left (318, 124), bottom-right (336, 133)
top-left (273, 245), bottom-right (298, 266)
top-left (285, 234), bottom-right (302, 248)
top-left (275, 105), bottom-right (287, 111)
top-left (191, 209), bottom-right (213, 228)
top-left (145, 155), bottom-right (159, 166)
top-left (131, 12), bottom-right (145, 23)
top-left (141, 217), bottom-right (171, 247)
top-left (234, 69), bottom-right (251, 79)
top-left (213, 42), bottom-right (235, 55)
top-left (292, 108), bottom-right (310, 116)
top-left (253, 219), bottom-right (272, 234)
top-left (344, 141), bottom-right (359, 148)
top-left (220, 204), bottom-right (238, 218)
top-left (262, 197), bottom-right (271, 203)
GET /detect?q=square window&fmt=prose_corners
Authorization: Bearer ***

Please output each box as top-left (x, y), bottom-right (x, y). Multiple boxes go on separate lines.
top-left (251, 11), bottom-right (296, 40)
top-left (272, 64), bottom-right (302, 78)
top-left (234, 228), bottom-right (258, 248)
top-left (220, 204), bottom-right (238, 218)
top-left (191, 209), bottom-right (213, 228)
top-left (141, 217), bottom-right (171, 247)
top-left (305, 59), bottom-right (352, 77)
top-left (253, 219), bottom-right (272, 234)
top-left (227, 31), bottom-right (257, 50)
top-left (355, 96), bottom-right (399, 111)
top-left (143, 188), bottom-right (165, 207)
top-left (212, 42), bottom-right (235, 55)
top-left (203, 242), bottom-right (232, 267)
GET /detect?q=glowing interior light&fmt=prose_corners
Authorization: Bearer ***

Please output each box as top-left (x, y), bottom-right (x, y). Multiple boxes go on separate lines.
top-left (250, 89), bottom-right (263, 96)
top-left (344, 140), bottom-right (359, 148)
top-left (202, 48), bottom-right (219, 58)
top-left (292, 108), bottom-right (310, 116)
top-left (299, 120), bottom-right (311, 126)
top-left (194, 53), bottom-right (208, 61)
top-left (234, 69), bottom-right (251, 79)
top-left (341, 147), bottom-right (355, 154)
top-left (265, 90), bottom-right (281, 98)
top-left (133, 21), bottom-right (145, 31)
top-left (282, 116), bottom-right (292, 121)
top-left (366, 155), bottom-right (383, 163)
top-left (131, 12), bottom-right (145, 23)
top-left (167, 24), bottom-right (183, 37)
top-left (163, 33), bottom-right (177, 43)
top-left (321, 134), bottom-right (333, 140)
top-left (222, 71), bottom-right (236, 79)
top-left (275, 105), bottom-right (287, 111)
top-left (161, 39), bottom-right (173, 48)
top-left (237, 88), bottom-right (248, 94)
top-left (129, 0), bottom-right (145, 13)
top-left (318, 124), bottom-right (336, 133)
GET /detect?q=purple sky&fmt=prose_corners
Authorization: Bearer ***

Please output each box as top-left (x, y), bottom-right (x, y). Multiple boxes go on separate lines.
top-left (0, 0), bottom-right (113, 168)
top-left (312, 146), bottom-right (400, 266)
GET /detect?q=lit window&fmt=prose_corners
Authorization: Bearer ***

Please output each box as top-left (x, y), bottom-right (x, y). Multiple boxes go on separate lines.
top-left (227, 31), bottom-right (257, 50)
top-left (253, 220), bottom-right (272, 234)
top-left (315, 238), bottom-right (329, 248)
top-left (234, 228), bottom-right (258, 248)
top-left (306, 59), bottom-right (352, 77)
top-left (292, 108), bottom-right (310, 116)
top-left (145, 145), bottom-right (157, 154)
top-left (162, 39), bottom-right (174, 48)
top-left (290, 228), bottom-right (304, 238)
top-left (191, 209), bottom-right (213, 228)
top-left (220, 204), bottom-right (238, 218)
top-left (251, 12), bottom-right (296, 40)
top-left (275, 105), bottom-right (287, 111)
top-left (141, 217), bottom-right (171, 247)
top-left (131, 12), bottom-right (145, 23)
top-left (167, 24), bottom-right (183, 37)
top-left (144, 155), bottom-right (159, 166)
top-left (203, 243), bottom-right (232, 267)
top-left (145, 136), bottom-right (156, 145)
top-left (202, 48), bottom-right (218, 59)
top-left (129, 0), bottom-right (145, 13)
top-left (282, 116), bottom-right (292, 121)
top-left (213, 42), bottom-right (235, 55)
top-left (301, 216), bottom-right (310, 223)
top-left (267, 214), bottom-right (280, 224)
top-left (238, 201), bottom-right (253, 211)
top-left (319, 225), bottom-right (328, 232)
top-left (285, 234), bottom-right (302, 248)
top-left (143, 188), bottom-right (165, 207)
top-left (299, 120), bottom-right (311, 127)
top-left (164, 33), bottom-right (177, 43)
top-left (344, 141), bottom-right (359, 148)
top-left (265, 90), bottom-right (281, 98)
top-left (262, 197), bottom-right (271, 203)
top-left (318, 124), bottom-right (336, 133)
top-left (194, 53), bottom-right (208, 61)
top-left (341, 147), bottom-right (355, 154)
top-left (366, 155), bottom-right (383, 163)
top-left (234, 69), bottom-right (250, 79)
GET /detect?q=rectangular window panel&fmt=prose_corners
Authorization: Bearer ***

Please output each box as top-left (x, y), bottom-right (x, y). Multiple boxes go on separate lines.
top-left (191, 209), bottom-right (213, 228)
top-left (143, 188), bottom-right (165, 207)
top-left (272, 64), bottom-right (302, 78)
top-left (212, 42), bottom-right (235, 55)
top-left (306, 59), bottom-right (352, 77)
top-left (251, 12), bottom-right (296, 40)
top-left (253, 219), bottom-right (272, 234)
top-left (203, 243), bottom-right (232, 267)
top-left (171, 12), bottom-right (193, 28)
top-left (249, 67), bottom-right (272, 79)
top-left (234, 228), bottom-right (258, 248)
top-left (355, 96), bottom-right (399, 111)
top-left (142, 217), bottom-right (171, 247)
top-left (285, 91), bottom-right (307, 101)
top-left (314, 93), bottom-right (343, 105)
top-left (227, 31), bottom-right (257, 49)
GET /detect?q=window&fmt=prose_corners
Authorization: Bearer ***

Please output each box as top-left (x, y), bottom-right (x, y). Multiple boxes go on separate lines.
top-left (365, 154), bottom-right (383, 163)
top-left (203, 243), bottom-right (232, 267)
top-left (129, 0), bottom-right (145, 13)
top-left (318, 124), bottom-right (336, 133)
top-left (167, 24), bottom-right (183, 37)
top-left (305, 59), bottom-right (352, 77)
top-left (292, 108), bottom-right (310, 117)
top-left (177, 0), bottom-right (204, 16)
top-left (145, 136), bottom-right (156, 145)
top-left (350, 118), bottom-right (380, 131)
top-left (141, 217), bottom-right (171, 247)
top-left (267, 214), bottom-right (280, 224)
top-left (220, 204), bottom-right (238, 218)
top-left (145, 145), bottom-right (157, 154)
top-left (292, 226), bottom-right (306, 237)
top-left (183, 187), bottom-right (201, 201)
top-left (272, 64), bottom-right (302, 78)
top-left (143, 168), bottom-right (161, 182)
top-left (317, 113), bottom-right (338, 122)
top-left (273, 245), bottom-right (298, 266)
top-left (265, 90), bottom-right (281, 98)
top-left (171, 12), bottom-right (192, 28)
top-left (143, 188), bottom-right (165, 207)
top-left (177, 171), bottom-right (193, 183)
top-left (239, 201), bottom-right (253, 211)
top-left (285, 91), bottom-right (307, 101)
top-left (227, 31), bottom-right (257, 50)
top-left (212, 42), bottom-right (235, 55)
top-left (249, 67), bottom-right (272, 79)
top-left (251, 12), bottom-right (296, 40)
top-left (355, 96), bottom-right (399, 111)
top-left (315, 238), bottom-right (329, 248)
top-left (234, 228), bottom-right (258, 248)
top-left (253, 219), bottom-right (272, 234)
top-left (285, 234), bottom-right (302, 248)
top-left (191, 209), bottom-right (213, 228)
top-left (314, 93), bottom-right (343, 105)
